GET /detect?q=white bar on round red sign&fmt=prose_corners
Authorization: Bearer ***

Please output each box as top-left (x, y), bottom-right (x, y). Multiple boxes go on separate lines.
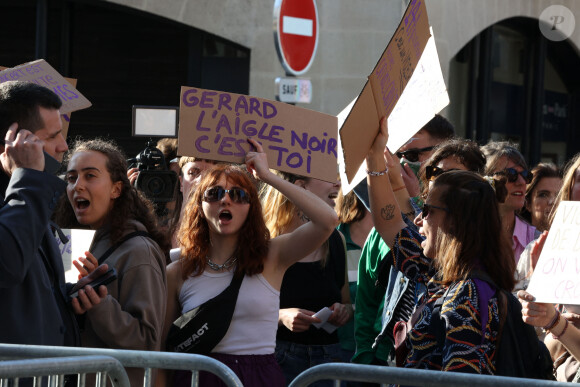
top-left (283, 16), bottom-right (313, 37)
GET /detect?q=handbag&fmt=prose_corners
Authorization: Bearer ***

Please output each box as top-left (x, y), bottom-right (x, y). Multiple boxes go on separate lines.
top-left (166, 273), bottom-right (244, 354)
top-left (393, 301), bottom-right (426, 367)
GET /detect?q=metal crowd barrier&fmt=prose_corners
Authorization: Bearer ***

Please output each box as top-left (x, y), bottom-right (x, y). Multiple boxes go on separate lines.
top-left (288, 363), bottom-right (572, 387)
top-left (0, 355), bottom-right (129, 387)
top-left (0, 344), bottom-right (242, 387)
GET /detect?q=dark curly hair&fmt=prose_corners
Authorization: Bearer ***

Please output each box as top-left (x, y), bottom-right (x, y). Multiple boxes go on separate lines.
top-left (54, 138), bottom-right (170, 259)
top-left (418, 138), bottom-right (487, 199)
top-left (178, 164), bottom-right (270, 279)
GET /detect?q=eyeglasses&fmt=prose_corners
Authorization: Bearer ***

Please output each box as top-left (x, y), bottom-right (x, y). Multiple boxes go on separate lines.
top-left (493, 168), bottom-right (533, 184)
top-left (425, 166), bottom-right (459, 181)
top-left (421, 203), bottom-right (450, 218)
top-left (395, 146), bottom-right (435, 163)
top-left (203, 186), bottom-right (250, 204)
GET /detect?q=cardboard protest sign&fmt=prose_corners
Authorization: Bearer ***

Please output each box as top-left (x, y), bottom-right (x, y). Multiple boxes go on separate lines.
top-left (527, 201), bottom-right (580, 305)
top-left (338, 32), bottom-right (450, 193)
top-left (0, 59), bottom-right (91, 114)
top-left (1, 65), bottom-right (77, 138)
top-left (55, 229), bottom-right (96, 283)
top-left (339, 0), bottom-right (447, 185)
top-left (178, 86), bottom-right (338, 182)
top-left (60, 77), bottom-right (77, 138)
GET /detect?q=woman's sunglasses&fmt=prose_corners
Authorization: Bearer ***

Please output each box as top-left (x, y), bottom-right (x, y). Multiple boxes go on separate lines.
top-left (395, 146), bottom-right (435, 163)
top-left (425, 166), bottom-right (459, 181)
top-left (493, 168), bottom-right (533, 184)
top-left (203, 186), bottom-right (250, 204)
top-left (421, 203), bottom-right (450, 218)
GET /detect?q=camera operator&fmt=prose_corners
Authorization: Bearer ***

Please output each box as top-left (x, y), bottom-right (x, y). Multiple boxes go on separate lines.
top-left (128, 138), bottom-right (179, 184)
top-left (127, 139), bottom-right (178, 243)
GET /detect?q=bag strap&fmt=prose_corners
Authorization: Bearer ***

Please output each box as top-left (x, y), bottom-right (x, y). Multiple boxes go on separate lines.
top-left (218, 272), bottom-right (244, 300)
top-left (431, 285), bottom-right (453, 347)
top-left (98, 231), bottom-right (151, 264)
top-left (468, 270), bottom-right (497, 288)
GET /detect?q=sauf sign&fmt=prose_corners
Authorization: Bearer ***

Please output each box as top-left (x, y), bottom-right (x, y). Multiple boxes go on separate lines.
top-left (274, 0), bottom-right (318, 104)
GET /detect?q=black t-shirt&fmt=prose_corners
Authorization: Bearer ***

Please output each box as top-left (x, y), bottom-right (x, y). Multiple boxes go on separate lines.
top-left (277, 230), bottom-right (345, 345)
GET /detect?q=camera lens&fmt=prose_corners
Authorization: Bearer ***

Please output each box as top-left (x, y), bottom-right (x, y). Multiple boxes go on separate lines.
top-left (147, 176), bottom-right (166, 196)
top-left (135, 171), bottom-right (177, 203)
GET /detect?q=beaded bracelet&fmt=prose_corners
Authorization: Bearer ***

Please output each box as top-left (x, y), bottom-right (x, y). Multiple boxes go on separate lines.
top-left (552, 317), bottom-right (569, 340)
top-left (543, 309), bottom-right (561, 331)
top-left (392, 185), bottom-right (406, 192)
top-left (366, 168), bottom-right (388, 176)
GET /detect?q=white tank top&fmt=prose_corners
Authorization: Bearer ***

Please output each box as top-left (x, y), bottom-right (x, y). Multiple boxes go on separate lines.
top-left (179, 269), bottom-right (280, 355)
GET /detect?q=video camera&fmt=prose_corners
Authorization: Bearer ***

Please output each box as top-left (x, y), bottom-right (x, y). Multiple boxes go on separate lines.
top-left (128, 140), bottom-right (178, 204)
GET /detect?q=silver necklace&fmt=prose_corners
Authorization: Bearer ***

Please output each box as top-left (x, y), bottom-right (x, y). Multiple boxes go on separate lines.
top-left (206, 254), bottom-right (237, 271)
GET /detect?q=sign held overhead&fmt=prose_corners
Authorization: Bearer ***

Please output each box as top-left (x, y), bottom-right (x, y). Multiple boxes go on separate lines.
top-left (338, 0), bottom-right (450, 186)
top-left (178, 86), bottom-right (338, 182)
top-left (0, 59), bottom-right (91, 115)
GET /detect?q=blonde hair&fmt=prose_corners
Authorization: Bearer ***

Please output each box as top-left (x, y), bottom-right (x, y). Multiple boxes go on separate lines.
top-left (336, 190), bottom-right (367, 224)
top-left (260, 170), bottom-right (308, 238)
top-left (260, 170), bottom-right (330, 265)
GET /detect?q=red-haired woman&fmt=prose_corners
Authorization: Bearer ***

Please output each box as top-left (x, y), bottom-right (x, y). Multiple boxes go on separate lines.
top-left (161, 139), bottom-right (338, 387)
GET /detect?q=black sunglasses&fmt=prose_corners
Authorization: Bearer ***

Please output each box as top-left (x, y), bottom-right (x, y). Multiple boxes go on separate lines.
top-left (425, 166), bottom-right (460, 181)
top-left (493, 168), bottom-right (533, 184)
top-left (203, 186), bottom-right (250, 204)
top-left (395, 146), bottom-right (435, 163)
top-left (421, 203), bottom-right (450, 218)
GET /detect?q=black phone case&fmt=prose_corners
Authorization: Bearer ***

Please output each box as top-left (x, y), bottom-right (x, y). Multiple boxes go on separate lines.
top-left (69, 268), bottom-right (117, 298)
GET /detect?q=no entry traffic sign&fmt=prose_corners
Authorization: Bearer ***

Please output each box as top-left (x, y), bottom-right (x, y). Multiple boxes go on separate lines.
top-left (274, 0), bottom-right (319, 76)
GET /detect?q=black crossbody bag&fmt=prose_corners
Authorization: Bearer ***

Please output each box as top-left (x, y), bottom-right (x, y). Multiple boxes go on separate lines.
top-left (166, 273), bottom-right (244, 354)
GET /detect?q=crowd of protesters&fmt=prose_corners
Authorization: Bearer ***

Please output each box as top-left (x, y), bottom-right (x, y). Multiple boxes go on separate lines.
top-left (1, 79), bottom-right (580, 387)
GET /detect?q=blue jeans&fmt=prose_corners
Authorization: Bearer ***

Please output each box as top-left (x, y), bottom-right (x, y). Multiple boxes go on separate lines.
top-left (275, 340), bottom-right (342, 387)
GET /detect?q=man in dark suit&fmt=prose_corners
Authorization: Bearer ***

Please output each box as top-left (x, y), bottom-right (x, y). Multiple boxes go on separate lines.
top-left (0, 80), bottom-right (105, 346)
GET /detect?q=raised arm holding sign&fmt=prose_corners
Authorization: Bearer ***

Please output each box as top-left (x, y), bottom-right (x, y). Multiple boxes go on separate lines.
top-left (338, 0), bottom-right (449, 189)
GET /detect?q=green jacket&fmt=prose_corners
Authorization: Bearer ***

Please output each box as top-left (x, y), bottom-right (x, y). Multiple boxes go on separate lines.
top-left (352, 227), bottom-right (393, 364)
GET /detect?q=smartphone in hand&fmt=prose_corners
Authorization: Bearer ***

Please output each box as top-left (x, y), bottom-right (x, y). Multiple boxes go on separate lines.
top-left (69, 268), bottom-right (117, 299)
